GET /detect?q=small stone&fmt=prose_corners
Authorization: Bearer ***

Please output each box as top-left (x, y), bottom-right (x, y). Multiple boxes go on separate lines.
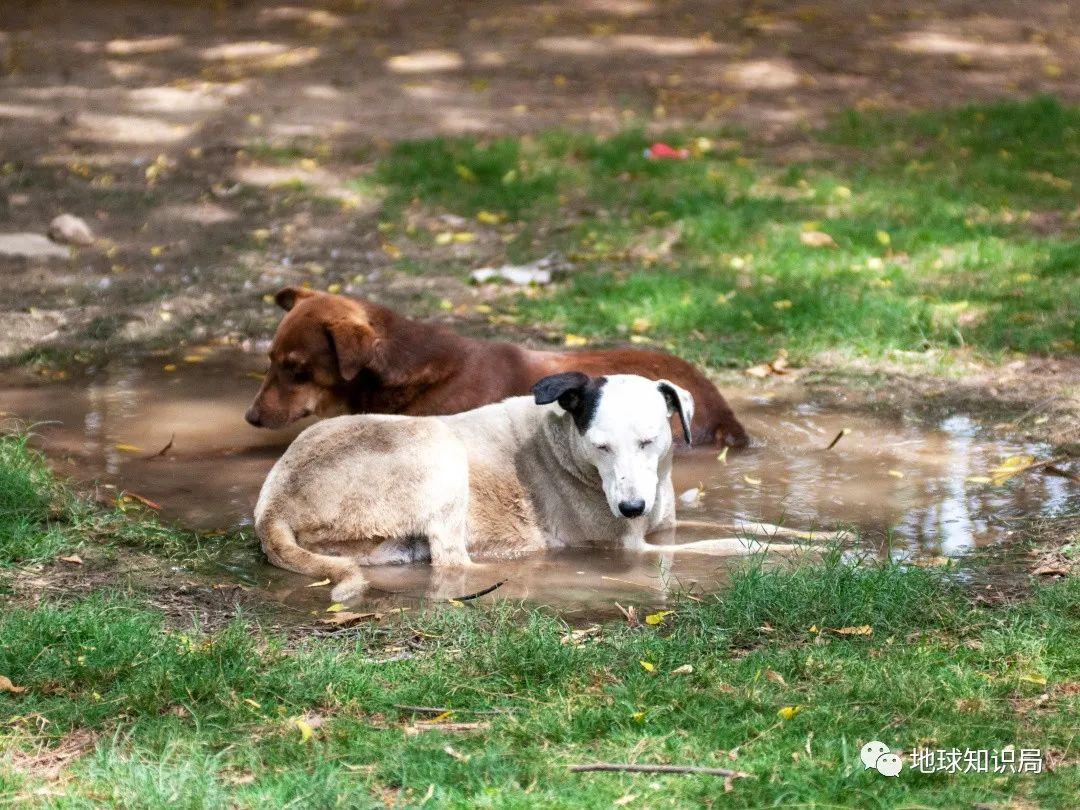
top-left (48, 214), bottom-right (95, 247)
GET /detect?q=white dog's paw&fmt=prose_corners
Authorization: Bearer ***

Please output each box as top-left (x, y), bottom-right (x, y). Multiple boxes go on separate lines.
top-left (428, 567), bottom-right (477, 599)
top-left (330, 572), bottom-right (368, 603)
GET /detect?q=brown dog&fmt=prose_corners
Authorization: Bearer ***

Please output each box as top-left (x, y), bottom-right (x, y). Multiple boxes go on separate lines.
top-left (245, 287), bottom-right (748, 447)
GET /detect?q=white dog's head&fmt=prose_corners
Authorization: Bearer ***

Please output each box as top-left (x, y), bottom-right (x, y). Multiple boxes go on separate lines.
top-left (533, 372), bottom-right (694, 520)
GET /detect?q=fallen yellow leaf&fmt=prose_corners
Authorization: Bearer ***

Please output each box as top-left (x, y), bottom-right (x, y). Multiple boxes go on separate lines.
top-left (476, 210), bottom-right (504, 225)
top-left (777, 705), bottom-right (802, 721)
top-left (645, 610), bottom-right (674, 626)
top-left (564, 334), bottom-right (588, 347)
top-left (994, 455), bottom-right (1036, 472)
top-left (243, 698), bottom-right (262, 709)
top-left (990, 455), bottom-right (1037, 485)
top-left (831, 625), bottom-right (873, 636)
top-left (639, 660), bottom-right (656, 673)
top-left (307, 579), bottom-right (331, 588)
top-left (325, 603), bottom-right (346, 613)
top-left (293, 717), bottom-right (314, 741)
top-left (114, 443), bottom-right (142, 453)
top-left (1019, 674), bottom-right (1047, 685)
top-left (717, 447), bottom-right (729, 465)
top-left (743, 475), bottom-right (761, 486)
top-left (887, 470), bottom-right (905, 479)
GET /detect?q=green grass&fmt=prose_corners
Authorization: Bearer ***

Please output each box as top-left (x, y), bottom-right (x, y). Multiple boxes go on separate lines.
top-left (370, 97), bottom-right (1079, 367)
top-left (0, 432), bottom-right (211, 568)
top-left (0, 433), bottom-right (64, 564)
top-left (1, 435), bottom-right (1078, 807)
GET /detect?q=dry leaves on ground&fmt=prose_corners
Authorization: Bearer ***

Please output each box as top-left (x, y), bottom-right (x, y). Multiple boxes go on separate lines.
top-left (317, 610), bottom-right (387, 627)
top-left (745, 349), bottom-right (792, 378)
top-left (1031, 552), bottom-right (1072, 577)
top-left (560, 625), bottom-right (602, 646)
top-left (7, 729), bottom-right (96, 781)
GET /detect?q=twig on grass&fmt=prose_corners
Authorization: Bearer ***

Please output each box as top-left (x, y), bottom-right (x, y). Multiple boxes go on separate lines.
top-left (569, 763), bottom-right (750, 778)
top-left (407, 721), bottom-right (490, 734)
top-left (394, 704), bottom-right (513, 715)
top-left (450, 580), bottom-right (507, 602)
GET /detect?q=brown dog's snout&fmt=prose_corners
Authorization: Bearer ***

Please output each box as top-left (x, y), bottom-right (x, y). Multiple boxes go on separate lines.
top-left (245, 404), bottom-right (263, 427)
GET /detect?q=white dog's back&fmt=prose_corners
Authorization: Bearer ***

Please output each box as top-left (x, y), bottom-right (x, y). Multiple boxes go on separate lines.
top-left (254, 374), bottom-right (692, 600)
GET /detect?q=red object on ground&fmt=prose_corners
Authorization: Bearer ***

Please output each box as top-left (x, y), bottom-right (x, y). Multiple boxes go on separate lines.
top-left (644, 142), bottom-right (690, 160)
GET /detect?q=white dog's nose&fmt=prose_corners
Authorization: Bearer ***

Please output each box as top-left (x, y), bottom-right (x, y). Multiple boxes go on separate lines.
top-left (618, 498), bottom-right (646, 518)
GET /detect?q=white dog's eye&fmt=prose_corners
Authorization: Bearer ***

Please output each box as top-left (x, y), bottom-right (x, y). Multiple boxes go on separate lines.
top-left (596, 443), bottom-right (612, 453)
top-left (638, 438), bottom-right (654, 449)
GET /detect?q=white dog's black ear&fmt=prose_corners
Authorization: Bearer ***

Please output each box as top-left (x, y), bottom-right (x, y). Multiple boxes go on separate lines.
top-left (533, 372), bottom-right (606, 431)
top-left (657, 380), bottom-right (695, 445)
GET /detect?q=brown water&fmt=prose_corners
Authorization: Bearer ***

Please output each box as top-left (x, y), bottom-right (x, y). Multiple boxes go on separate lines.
top-left (2, 351), bottom-right (1074, 615)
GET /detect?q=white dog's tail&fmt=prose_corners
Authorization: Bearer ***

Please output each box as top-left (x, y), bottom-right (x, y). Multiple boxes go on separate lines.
top-left (676, 519), bottom-right (851, 542)
top-left (256, 517), bottom-right (368, 602)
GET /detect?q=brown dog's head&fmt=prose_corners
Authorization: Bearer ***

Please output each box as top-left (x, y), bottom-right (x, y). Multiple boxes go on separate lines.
top-left (245, 287), bottom-right (380, 428)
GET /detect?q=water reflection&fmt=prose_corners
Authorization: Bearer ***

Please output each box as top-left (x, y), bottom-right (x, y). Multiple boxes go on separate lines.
top-left (1, 351), bottom-right (1075, 608)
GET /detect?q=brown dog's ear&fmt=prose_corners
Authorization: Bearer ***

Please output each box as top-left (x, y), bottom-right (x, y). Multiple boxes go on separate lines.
top-left (274, 286), bottom-right (317, 312)
top-left (324, 317), bottom-right (377, 382)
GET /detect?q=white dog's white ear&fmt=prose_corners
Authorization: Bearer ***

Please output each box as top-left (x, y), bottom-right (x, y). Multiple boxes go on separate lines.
top-left (657, 380), bottom-right (694, 445)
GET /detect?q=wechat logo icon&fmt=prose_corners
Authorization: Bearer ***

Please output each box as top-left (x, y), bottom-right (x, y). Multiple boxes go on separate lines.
top-left (861, 741), bottom-right (903, 777)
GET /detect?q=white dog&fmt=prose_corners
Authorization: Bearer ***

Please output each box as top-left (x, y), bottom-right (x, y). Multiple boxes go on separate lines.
top-left (255, 372), bottom-right (804, 601)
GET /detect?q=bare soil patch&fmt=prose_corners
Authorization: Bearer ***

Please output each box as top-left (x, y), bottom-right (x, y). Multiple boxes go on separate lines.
top-left (1, 0), bottom-right (1076, 361)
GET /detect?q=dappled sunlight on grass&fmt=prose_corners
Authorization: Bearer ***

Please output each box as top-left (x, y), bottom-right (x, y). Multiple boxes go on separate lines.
top-left (373, 97), bottom-right (1078, 367)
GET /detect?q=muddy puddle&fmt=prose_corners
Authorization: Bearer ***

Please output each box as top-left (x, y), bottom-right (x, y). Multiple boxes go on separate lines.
top-left (2, 351), bottom-right (1075, 617)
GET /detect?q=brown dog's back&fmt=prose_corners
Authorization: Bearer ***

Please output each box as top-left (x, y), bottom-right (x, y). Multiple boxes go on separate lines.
top-left (246, 289), bottom-right (749, 447)
top-left (526, 348), bottom-right (747, 447)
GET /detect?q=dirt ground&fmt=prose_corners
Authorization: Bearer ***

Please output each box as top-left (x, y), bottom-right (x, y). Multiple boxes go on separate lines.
top-left (1, 0), bottom-right (1077, 362)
